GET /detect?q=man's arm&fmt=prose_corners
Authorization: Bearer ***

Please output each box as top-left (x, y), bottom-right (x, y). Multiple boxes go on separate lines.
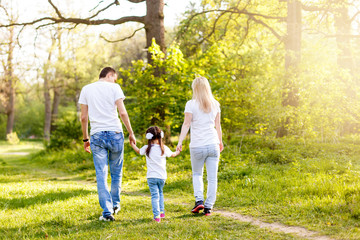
top-left (80, 104), bottom-right (91, 153)
top-left (116, 98), bottom-right (136, 145)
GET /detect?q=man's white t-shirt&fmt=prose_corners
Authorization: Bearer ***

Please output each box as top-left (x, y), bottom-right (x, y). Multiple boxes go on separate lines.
top-left (78, 81), bottom-right (125, 136)
top-left (184, 99), bottom-right (221, 148)
top-left (139, 144), bottom-right (173, 179)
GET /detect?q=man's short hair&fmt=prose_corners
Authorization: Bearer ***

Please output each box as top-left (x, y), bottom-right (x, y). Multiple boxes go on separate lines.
top-left (99, 67), bottom-right (116, 79)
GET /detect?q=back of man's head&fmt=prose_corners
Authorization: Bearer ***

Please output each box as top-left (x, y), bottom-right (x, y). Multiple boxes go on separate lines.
top-left (99, 67), bottom-right (116, 79)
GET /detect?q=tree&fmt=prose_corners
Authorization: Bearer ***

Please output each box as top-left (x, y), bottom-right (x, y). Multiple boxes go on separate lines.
top-left (0, 0), bottom-right (165, 64)
top-left (0, 5), bottom-right (18, 135)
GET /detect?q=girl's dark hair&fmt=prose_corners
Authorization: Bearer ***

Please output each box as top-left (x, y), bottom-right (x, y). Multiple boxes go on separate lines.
top-left (146, 126), bottom-right (164, 157)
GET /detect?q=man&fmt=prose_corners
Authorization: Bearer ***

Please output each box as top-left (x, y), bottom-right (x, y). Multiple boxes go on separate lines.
top-left (79, 67), bottom-right (136, 221)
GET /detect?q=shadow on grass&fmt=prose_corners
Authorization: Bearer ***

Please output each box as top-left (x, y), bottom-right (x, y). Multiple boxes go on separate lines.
top-left (0, 189), bottom-right (96, 210)
top-left (0, 213), bottom-right (159, 239)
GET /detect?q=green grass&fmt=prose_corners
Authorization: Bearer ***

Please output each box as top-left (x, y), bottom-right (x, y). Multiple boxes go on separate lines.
top-left (0, 140), bottom-right (301, 240)
top-left (1, 136), bottom-right (360, 239)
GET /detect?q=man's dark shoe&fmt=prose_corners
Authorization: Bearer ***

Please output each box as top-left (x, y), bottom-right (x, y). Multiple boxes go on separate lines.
top-left (204, 208), bottom-right (211, 216)
top-left (99, 215), bottom-right (115, 221)
top-left (191, 200), bottom-right (204, 213)
top-left (113, 206), bottom-right (120, 215)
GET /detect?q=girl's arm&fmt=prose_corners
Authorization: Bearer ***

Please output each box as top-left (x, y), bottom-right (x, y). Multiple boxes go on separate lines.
top-left (176, 113), bottom-right (192, 152)
top-left (215, 112), bottom-right (224, 152)
top-left (170, 150), bottom-right (181, 157)
top-left (130, 141), bottom-right (140, 154)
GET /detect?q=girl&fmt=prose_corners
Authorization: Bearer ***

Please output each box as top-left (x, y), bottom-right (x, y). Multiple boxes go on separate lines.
top-left (177, 76), bottom-right (223, 216)
top-left (130, 126), bottom-right (180, 222)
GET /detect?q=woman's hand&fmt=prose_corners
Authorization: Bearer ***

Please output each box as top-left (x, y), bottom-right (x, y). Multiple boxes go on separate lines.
top-left (219, 142), bottom-right (224, 152)
top-left (176, 143), bottom-right (183, 152)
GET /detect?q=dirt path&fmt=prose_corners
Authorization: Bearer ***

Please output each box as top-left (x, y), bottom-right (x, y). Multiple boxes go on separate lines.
top-left (217, 210), bottom-right (334, 240)
top-left (1, 152), bottom-right (30, 156)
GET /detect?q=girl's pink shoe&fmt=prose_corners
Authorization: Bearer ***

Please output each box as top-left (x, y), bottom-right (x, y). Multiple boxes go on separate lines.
top-left (160, 212), bottom-right (165, 218)
top-left (154, 217), bottom-right (161, 223)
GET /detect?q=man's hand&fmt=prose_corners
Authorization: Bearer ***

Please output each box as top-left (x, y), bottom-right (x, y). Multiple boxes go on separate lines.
top-left (84, 141), bottom-right (91, 153)
top-left (129, 133), bottom-right (136, 145)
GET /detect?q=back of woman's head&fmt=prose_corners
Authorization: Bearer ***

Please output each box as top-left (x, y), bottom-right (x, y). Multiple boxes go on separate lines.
top-left (192, 77), bottom-right (216, 113)
top-left (145, 126), bottom-right (164, 157)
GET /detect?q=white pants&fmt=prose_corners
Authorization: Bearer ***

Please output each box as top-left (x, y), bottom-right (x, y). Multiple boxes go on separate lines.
top-left (190, 144), bottom-right (220, 209)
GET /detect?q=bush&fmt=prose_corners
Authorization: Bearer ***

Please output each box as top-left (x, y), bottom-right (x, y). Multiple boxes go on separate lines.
top-left (48, 114), bottom-right (82, 150)
top-left (6, 132), bottom-right (20, 145)
top-left (256, 149), bottom-right (298, 165)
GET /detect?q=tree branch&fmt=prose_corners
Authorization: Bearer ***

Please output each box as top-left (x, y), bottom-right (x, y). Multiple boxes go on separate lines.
top-left (350, 10), bottom-right (360, 22)
top-left (178, 7), bottom-right (284, 43)
top-left (100, 27), bottom-right (145, 42)
top-left (0, 16), bottom-right (146, 28)
top-left (249, 15), bottom-right (283, 41)
top-left (127, 0), bottom-right (146, 3)
top-left (48, 0), bottom-right (64, 19)
top-left (89, 0), bottom-right (105, 12)
top-left (301, 3), bottom-right (328, 12)
top-left (0, 0), bottom-right (145, 30)
top-left (88, 1), bottom-right (118, 20)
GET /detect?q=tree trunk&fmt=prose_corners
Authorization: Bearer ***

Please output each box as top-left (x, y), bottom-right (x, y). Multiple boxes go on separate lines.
top-left (145, 0), bottom-right (165, 63)
top-left (44, 74), bottom-right (51, 140)
top-left (5, 26), bottom-right (15, 135)
top-left (50, 26), bottom-right (63, 133)
top-left (145, 0), bottom-right (171, 143)
top-left (43, 37), bottom-right (56, 141)
top-left (50, 86), bottom-right (61, 132)
top-left (334, 2), bottom-right (354, 72)
top-left (277, 0), bottom-right (301, 138)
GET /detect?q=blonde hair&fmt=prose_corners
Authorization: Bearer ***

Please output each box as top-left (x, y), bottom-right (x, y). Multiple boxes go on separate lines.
top-left (192, 77), bottom-right (217, 113)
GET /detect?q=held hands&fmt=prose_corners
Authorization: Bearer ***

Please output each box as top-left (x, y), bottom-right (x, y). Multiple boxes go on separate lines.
top-left (176, 143), bottom-right (182, 152)
top-left (84, 141), bottom-right (91, 153)
top-left (130, 140), bottom-right (136, 147)
top-left (129, 133), bottom-right (136, 145)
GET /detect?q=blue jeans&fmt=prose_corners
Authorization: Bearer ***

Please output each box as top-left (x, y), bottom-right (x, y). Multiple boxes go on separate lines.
top-left (190, 144), bottom-right (220, 209)
top-left (147, 178), bottom-right (165, 218)
top-left (90, 131), bottom-right (124, 217)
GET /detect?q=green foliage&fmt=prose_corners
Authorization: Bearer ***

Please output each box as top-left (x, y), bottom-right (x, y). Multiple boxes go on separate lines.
top-left (6, 132), bottom-right (20, 145)
top-left (14, 98), bottom-right (44, 138)
top-left (47, 114), bottom-right (82, 150)
top-left (119, 40), bottom-right (193, 136)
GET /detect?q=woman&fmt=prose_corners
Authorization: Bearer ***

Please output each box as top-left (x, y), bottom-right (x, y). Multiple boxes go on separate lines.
top-left (177, 77), bottom-right (223, 216)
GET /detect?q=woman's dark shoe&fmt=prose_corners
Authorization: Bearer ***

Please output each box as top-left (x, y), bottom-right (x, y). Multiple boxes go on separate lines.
top-left (191, 200), bottom-right (204, 213)
top-left (204, 208), bottom-right (211, 216)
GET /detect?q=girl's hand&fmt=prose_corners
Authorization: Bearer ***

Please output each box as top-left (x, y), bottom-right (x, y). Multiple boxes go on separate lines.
top-left (176, 144), bottom-right (182, 152)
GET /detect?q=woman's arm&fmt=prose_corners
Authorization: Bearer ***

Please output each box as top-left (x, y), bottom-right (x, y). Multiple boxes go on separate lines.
top-left (215, 112), bottom-right (224, 152)
top-left (176, 113), bottom-right (192, 152)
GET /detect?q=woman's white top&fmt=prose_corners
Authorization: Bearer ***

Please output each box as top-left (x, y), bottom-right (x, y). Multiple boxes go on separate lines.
top-left (184, 99), bottom-right (221, 148)
top-left (140, 144), bottom-right (173, 179)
